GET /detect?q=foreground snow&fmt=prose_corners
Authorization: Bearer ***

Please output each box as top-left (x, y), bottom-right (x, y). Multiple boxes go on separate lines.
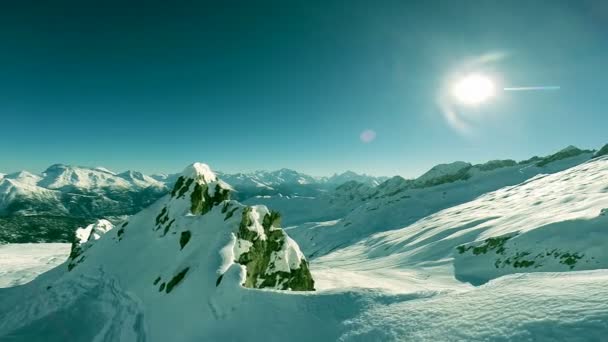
top-left (2, 246), bottom-right (607, 341)
top-left (0, 243), bottom-right (70, 288)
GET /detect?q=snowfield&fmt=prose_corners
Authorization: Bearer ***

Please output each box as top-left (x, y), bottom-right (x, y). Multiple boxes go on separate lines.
top-left (0, 243), bottom-right (70, 288)
top-left (1, 154), bottom-right (607, 341)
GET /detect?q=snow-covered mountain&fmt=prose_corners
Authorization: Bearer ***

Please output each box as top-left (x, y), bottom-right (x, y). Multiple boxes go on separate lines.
top-left (241, 145), bottom-right (598, 228)
top-left (0, 165), bottom-right (388, 243)
top-left (2, 154), bottom-right (608, 340)
top-left (0, 146), bottom-right (598, 243)
top-left (0, 163), bottom-right (317, 340)
top-left (0, 165), bottom-right (168, 218)
top-left (217, 168), bottom-right (317, 189)
top-left (322, 171), bottom-right (389, 186)
top-left (0, 175), bottom-right (65, 216)
top-left (38, 164), bottom-right (164, 191)
top-left (0, 165), bottom-right (386, 218)
top-left (288, 145), bottom-right (597, 256)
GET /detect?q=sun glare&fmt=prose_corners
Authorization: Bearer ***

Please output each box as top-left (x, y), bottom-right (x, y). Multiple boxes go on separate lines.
top-left (452, 74), bottom-right (495, 105)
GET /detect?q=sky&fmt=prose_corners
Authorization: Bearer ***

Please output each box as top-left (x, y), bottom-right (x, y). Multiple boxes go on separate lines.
top-left (1, 0), bottom-right (607, 177)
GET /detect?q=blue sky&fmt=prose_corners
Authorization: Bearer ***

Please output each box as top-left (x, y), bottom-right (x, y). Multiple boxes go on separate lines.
top-left (1, 0), bottom-right (607, 177)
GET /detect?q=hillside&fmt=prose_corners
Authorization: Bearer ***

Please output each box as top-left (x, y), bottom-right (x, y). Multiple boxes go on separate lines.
top-left (1, 157), bottom-right (608, 340)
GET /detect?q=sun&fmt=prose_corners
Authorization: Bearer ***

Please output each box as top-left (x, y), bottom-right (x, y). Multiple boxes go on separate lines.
top-left (452, 74), bottom-right (496, 105)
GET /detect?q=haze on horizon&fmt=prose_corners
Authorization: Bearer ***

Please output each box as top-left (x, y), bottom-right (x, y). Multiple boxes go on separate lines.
top-left (1, 0), bottom-right (607, 177)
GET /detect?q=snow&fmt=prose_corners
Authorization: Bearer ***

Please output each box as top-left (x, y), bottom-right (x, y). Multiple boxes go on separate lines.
top-left (1, 154), bottom-right (608, 340)
top-left (181, 162), bottom-right (217, 182)
top-left (117, 170), bottom-right (165, 189)
top-left (288, 150), bottom-right (595, 258)
top-left (0, 178), bottom-right (63, 215)
top-left (5, 171), bottom-right (42, 186)
top-left (39, 164), bottom-right (134, 190)
top-left (243, 205), bottom-right (270, 240)
top-left (0, 243), bottom-right (70, 288)
top-left (267, 236), bottom-right (304, 274)
top-left (75, 219), bottom-right (114, 244)
top-left (93, 166), bottom-right (116, 175)
top-left (341, 270), bottom-right (608, 341)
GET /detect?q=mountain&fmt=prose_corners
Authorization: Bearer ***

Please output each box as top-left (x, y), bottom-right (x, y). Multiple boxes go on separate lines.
top-left (38, 164), bottom-right (164, 191)
top-left (0, 165), bottom-right (169, 218)
top-left (150, 172), bottom-right (180, 185)
top-left (241, 145), bottom-right (599, 228)
top-left (218, 168), bottom-right (316, 188)
top-left (0, 163), bottom-right (317, 341)
top-left (289, 145), bottom-right (597, 257)
top-left (594, 143), bottom-right (608, 158)
top-left (2, 156), bottom-right (608, 340)
top-left (323, 171), bottom-right (389, 186)
top-left (0, 166), bottom-right (388, 243)
top-left (0, 166), bottom-right (386, 219)
top-left (4, 171), bottom-right (42, 186)
top-left (38, 164), bottom-right (131, 190)
top-left (0, 178), bottom-right (64, 216)
top-left (218, 169), bottom-right (388, 201)
top-left (0, 146), bottom-right (597, 242)
top-left (116, 170), bottom-right (166, 189)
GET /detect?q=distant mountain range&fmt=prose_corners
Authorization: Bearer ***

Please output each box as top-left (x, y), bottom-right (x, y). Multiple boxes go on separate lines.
top-left (0, 144), bottom-right (605, 243)
top-left (0, 165), bottom-right (387, 219)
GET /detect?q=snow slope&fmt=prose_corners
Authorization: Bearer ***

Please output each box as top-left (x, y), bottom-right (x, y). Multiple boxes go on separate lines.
top-left (312, 155), bottom-right (608, 284)
top-left (1, 157), bottom-right (608, 340)
top-left (0, 243), bottom-right (70, 288)
top-left (290, 148), bottom-right (595, 257)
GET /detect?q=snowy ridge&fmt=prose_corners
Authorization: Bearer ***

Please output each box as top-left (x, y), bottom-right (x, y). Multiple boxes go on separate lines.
top-left (310, 156), bottom-right (608, 286)
top-left (414, 161), bottom-right (472, 186)
top-left (289, 146), bottom-right (596, 258)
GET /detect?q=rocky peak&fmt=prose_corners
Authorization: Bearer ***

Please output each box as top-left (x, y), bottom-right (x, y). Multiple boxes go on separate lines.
top-left (65, 162), bottom-right (314, 294)
top-left (68, 219), bottom-right (115, 271)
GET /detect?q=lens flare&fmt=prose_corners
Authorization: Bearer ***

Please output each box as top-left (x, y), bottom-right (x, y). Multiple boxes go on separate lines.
top-left (360, 129), bottom-right (376, 143)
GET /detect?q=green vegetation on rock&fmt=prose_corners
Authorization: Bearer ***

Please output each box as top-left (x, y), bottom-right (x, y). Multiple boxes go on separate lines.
top-left (536, 146), bottom-right (591, 167)
top-left (460, 237), bottom-right (587, 271)
top-left (474, 159), bottom-right (517, 171)
top-left (179, 231), bottom-right (191, 250)
top-left (166, 267), bottom-right (190, 293)
top-left (155, 207), bottom-right (167, 226)
top-left (457, 235), bottom-right (513, 255)
top-left (170, 176), bottom-right (185, 197)
top-left (417, 166), bottom-right (472, 188)
top-left (234, 208), bottom-right (315, 291)
top-left (162, 219), bottom-right (175, 236)
top-left (0, 215), bottom-right (92, 244)
top-left (177, 178), bottom-right (194, 198)
top-left (190, 183), bottom-right (231, 216)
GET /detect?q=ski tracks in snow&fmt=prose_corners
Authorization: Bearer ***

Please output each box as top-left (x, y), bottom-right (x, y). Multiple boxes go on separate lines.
top-left (0, 269), bottom-right (147, 342)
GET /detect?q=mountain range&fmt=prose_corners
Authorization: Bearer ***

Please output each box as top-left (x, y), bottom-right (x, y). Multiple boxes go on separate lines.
top-left (1, 143), bottom-right (607, 340)
top-left (0, 165), bottom-right (386, 217)
top-left (0, 144), bottom-right (604, 244)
